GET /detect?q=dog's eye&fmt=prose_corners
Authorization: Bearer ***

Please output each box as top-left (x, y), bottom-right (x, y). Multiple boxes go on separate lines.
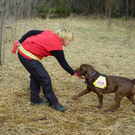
top-left (80, 67), bottom-right (83, 71)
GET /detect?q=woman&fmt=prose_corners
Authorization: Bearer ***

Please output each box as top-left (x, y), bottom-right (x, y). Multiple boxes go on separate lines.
top-left (12, 28), bottom-right (79, 112)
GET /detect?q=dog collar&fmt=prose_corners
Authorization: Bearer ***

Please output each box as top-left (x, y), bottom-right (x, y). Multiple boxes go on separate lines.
top-left (85, 71), bottom-right (98, 84)
top-left (87, 71), bottom-right (98, 79)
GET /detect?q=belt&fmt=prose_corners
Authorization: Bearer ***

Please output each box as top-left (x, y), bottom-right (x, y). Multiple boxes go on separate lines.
top-left (19, 45), bottom-right (40, 61)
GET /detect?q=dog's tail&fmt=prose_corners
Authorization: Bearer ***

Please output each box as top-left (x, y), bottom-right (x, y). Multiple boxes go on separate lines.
top-left (131, 79), bottom-right (135, 85)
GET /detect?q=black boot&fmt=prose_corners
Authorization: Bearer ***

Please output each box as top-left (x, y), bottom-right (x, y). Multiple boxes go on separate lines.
top-left (54, 103), bottom-right (67, 112)
top-left (31, 99), bottom-right (48, 105)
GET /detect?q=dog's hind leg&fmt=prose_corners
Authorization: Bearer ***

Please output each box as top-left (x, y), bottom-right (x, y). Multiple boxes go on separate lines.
top-left (108, 92), bottom-right (123, 112)
top-left (127, 95), bottom-right (135, 105)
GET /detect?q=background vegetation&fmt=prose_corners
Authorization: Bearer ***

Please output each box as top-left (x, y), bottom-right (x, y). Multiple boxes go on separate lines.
top-left (0, 0), bottom-right (134, 64)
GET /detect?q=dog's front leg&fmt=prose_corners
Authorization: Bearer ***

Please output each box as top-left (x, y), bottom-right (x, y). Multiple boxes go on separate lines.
top-left (73, 88), bottom-right (90, 99)
top-left (97, 93), bottom-right (103, 109)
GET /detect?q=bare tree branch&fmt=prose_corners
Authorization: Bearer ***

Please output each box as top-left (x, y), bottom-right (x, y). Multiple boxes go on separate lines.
top-left (0, 0), bottom-right (10, 7)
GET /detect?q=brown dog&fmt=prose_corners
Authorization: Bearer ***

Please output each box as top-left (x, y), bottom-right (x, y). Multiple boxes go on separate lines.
top-left (73, 64), bottom-right (135, 111)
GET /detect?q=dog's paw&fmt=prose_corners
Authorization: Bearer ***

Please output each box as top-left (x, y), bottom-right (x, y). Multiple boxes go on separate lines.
top-left (72, 96), bottom-right (77, 100)
top-left (95, 107), bottom-right (101, 110)
top-left (107, 108), bottom-right (115, 112)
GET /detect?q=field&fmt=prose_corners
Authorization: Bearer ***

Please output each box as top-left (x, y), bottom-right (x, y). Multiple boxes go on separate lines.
top-left (0, 16), bottom-right (135, 135)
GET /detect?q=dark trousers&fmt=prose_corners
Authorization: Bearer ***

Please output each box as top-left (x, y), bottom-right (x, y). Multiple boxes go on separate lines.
top-left (18, 52), bottom-right (58, 106)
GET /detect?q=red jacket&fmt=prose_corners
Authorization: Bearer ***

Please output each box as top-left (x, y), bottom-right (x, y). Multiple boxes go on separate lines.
top-left (18, 30), bottom-right (63, 60)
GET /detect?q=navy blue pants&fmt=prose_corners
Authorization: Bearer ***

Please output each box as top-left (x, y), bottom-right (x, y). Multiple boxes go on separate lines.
top-left (18, 52), bottom-right (58, 106)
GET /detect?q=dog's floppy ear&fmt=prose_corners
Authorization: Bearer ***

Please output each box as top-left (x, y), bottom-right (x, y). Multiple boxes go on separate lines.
top-left (80, 64), bottom-right (88, 73)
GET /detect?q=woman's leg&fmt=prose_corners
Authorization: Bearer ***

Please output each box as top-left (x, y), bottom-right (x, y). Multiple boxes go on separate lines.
top-left (30, 75), bottom-right (44, 103)
top-left (18, 52), bottom-right (67, 112)
top-left (18, 52), bottom-right (58, 106)
top-left (29, 60), bottom-right (59, 106)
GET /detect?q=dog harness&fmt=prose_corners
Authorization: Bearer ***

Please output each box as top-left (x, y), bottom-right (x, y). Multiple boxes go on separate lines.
top-left (85, 72), bottom-right (107, 94)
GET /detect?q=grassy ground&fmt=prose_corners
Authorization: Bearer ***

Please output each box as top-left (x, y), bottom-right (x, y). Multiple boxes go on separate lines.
top-left (0, 16), bottom-right (135, 135)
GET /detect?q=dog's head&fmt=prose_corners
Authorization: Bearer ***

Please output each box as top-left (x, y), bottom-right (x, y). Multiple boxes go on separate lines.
top-left (75, 64), bottom-right (96, 78)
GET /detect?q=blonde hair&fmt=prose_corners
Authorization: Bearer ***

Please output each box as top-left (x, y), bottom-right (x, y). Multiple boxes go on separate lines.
top-left (54, 28), bottom-right (74, 44)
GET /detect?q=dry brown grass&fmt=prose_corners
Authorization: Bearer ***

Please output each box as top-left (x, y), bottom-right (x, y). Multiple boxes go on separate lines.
top-left (0, 16), bottom-right (135, 135)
